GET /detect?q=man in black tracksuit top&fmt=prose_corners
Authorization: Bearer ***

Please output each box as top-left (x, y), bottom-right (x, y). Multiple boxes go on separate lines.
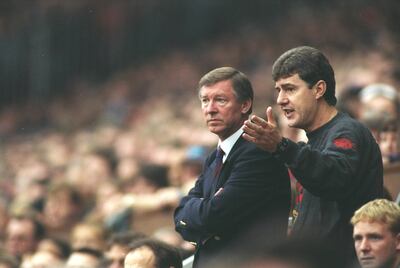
top-left (243, 46), bottom-right (383, 266)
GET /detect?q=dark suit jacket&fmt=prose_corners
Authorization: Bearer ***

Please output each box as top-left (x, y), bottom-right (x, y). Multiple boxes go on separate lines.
top-left (174, 137), bottom-right (291, 267)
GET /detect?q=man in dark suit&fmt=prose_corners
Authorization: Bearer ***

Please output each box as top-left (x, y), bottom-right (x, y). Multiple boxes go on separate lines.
top-left (174, 67), bottom-right (291, 267)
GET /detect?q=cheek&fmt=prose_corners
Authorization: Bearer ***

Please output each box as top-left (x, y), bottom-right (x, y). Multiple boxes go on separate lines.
top-left (372, 242), bottom-right (394, 256)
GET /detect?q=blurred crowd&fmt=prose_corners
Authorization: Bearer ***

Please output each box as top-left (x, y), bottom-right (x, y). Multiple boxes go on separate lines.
top-left (0, 1), bottom-right (399, 267)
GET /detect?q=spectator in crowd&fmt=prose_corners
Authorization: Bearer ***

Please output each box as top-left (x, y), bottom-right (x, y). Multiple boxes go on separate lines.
top-left (178, 145), bottom-right (210, 194)
top-left (115, 157), bottom-right (139, 183)
top-left (65, 247), bottom-right (104, 268)
top-left (174, 67), bottom-right (291, 267)
top-left (243, 46), bottom-right (383, 266)
top-left (152, 226), bottom-right (194, 259)
top-left (5, 214), bottom-right (45, 264)
top-left (104, 162), bottom-right (180, 216)
top-left (66, 151), bottom-right (114, 203)
top-left (351, 199), bottom-right (400, 268)
top-left (21, 249), bottom-right (65, 268)
top-left (359, 83), bottom-right (399, 120)
top-left (42, 183), bottom-right (84, 240)
top-left (337, 85), bottom-right (363, 119)
top-left (360, 108), bottom-right (399, 165)
top-left (124, 238), bottom-right (182, 268)
top-left (128, 163), bottom-right (169, 195)
top-left (70, 221), bottom-right (108, 252)
top-left (359, 83), bottom-right (400, 165)
top-left (36, 236), bottom-right (71, 261)
top-left (103, 231), bottom-right (147, 268)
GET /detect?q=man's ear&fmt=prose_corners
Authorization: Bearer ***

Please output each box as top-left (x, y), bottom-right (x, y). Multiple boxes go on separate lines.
top-left (241, 99), bottom-right (252, 114)
top-left (314, 80), bottom-right (327, 100)
top-left (395, 233), bottom-right (400, 250)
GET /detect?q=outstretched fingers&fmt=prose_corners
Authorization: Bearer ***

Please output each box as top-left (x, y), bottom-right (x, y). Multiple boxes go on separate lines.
top-left (266, 106), bottom-right (277, 127)
top-left (243, 118), bottom-right (264, 139)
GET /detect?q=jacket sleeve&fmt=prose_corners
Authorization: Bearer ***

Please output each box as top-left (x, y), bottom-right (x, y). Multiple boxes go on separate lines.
top-left (279, 127), bottom-right (375, 200)
top-left (174, 174), bottom-right (208, 243)
top-left (174, 146), bottom-right (288, 237)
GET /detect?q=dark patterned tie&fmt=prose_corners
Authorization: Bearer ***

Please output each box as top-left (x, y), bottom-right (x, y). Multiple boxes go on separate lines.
top-left (214, 146), bottom-right (225, 178)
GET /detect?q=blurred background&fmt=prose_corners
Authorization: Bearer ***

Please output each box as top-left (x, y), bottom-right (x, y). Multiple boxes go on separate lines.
top-left (0, 0), bottom-right (399, 131)
top-left (0, 0), bottom-right (399, 267)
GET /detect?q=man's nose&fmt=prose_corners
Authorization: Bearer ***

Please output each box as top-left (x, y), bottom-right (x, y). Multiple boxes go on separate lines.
top-left (205, 100), bottom-right (218, 113)
top-left (276, 90), bottom-right (287, 105)
top-left (360, 239), bottom-right (371, 252)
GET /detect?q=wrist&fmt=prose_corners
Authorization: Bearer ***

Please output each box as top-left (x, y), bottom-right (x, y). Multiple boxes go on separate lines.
top-left (273, 137), bottom-right (289, 156)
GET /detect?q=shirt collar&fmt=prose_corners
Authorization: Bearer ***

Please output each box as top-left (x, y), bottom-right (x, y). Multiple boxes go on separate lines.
top-left (218, 128), bottom-right (243, 162)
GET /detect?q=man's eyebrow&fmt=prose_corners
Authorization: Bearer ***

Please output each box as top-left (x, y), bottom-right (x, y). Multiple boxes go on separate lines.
top-left (280, 83), bottom-right (296, 87)
top-left (275, 83), bottom-right (294, 90)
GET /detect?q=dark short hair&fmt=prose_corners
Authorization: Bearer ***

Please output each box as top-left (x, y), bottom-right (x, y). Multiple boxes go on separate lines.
top-left (139, 163), bottom-right (169, 188)
top-left (272, 46), bottom-right (337, 106)
top-left (198, 67), bottom-right (254, 114)
top-left (128, 238), bottom-right (182, 268)
top-left (42, 236), bottom-right (71, 259)
top-left (71, 247), bottom-right (104, 260)
top-left (107, 231), bottom-right (147, 248)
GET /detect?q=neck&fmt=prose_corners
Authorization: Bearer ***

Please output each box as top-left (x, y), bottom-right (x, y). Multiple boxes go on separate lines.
top-left (307, 102), bottom-right (337, 133)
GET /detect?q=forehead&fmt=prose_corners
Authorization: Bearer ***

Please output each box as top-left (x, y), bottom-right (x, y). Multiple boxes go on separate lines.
top-left (67, 253), bottom-right (99, 266)
top-left (7, 219), bottom-right (34, 232)
top-left (354, 220), bottom-right (391, 234)
top-left (199, 80), bottom-right (234, 96)
top-left (31, 251), bottom-right (59, 264)
top-left (125, 246), bottom-right (155, 267)
top-left (275, 73), bottom-right (306, 88)
top-left (73, 225), bottom-right (100, 236)
top-left (108, 244), bottom-right (129, 257)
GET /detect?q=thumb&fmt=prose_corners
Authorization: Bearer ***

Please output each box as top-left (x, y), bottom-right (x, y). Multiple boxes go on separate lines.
top-left (266, 106), bottom-right (277, 126)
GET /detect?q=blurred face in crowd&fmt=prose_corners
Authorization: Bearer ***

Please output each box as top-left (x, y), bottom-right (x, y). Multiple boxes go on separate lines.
top-left (275, 74), bottom-right (325, 132)
top-left (106, 244), bottom-right (129, 268)
top-left (124, 246), bottom-right (155, 268)
top-left (43, 190), bottom-right (78, 230)
top-left (130, 176), bottom-right (158, 195)
top-left (362, 96), bottom-right (397, 119)
top-left (199, 80), bottom-right (251, 141)
top-left (66, 252), bottom-right (100, 268)
top-left (24, 250), bottom-right (64, 268)
top-left (37, 239), bottom-right (65, 259)
top-left (5, 218), bottom-right (37, 258)
top-left (71, 224), bottom-right (106, 251)
top-left (353, 220), bottom-right (400, 268)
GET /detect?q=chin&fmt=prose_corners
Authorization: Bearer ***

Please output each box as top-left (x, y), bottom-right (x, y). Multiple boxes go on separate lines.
top-left (287, 122), bottom-right (298, 129)
top-left (360, 261), bottom-right (378, 268)
top-left (208, 128), bottom-right (221, 137)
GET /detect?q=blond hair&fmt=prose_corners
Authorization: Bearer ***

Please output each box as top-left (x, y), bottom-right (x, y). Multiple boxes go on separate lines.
top-left (351, 199), bottom-right (400, 234)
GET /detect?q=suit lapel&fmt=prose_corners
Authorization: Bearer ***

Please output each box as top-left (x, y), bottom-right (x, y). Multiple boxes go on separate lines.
top-left (211, 137), bottom-right (245, 195)
top-left (203, 149), bottom-right (217, 198)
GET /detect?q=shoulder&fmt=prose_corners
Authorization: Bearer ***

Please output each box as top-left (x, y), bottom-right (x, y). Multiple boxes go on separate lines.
top-left (330, 113), bottom-right (371, 136)
top-left (328, 113), bottom-right (376, 147)
top-left (230, 137), bottom-right (274, 160)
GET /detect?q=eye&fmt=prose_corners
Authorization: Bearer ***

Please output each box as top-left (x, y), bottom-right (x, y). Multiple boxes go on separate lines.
top-left (200, 98), bottom-right (209, 105)
top-left (353, 235), bottom-right (362, 242)
top-left (216, 97), bottom-right (227, 104)
top-left (369, 234), bottom-right (383, 241)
